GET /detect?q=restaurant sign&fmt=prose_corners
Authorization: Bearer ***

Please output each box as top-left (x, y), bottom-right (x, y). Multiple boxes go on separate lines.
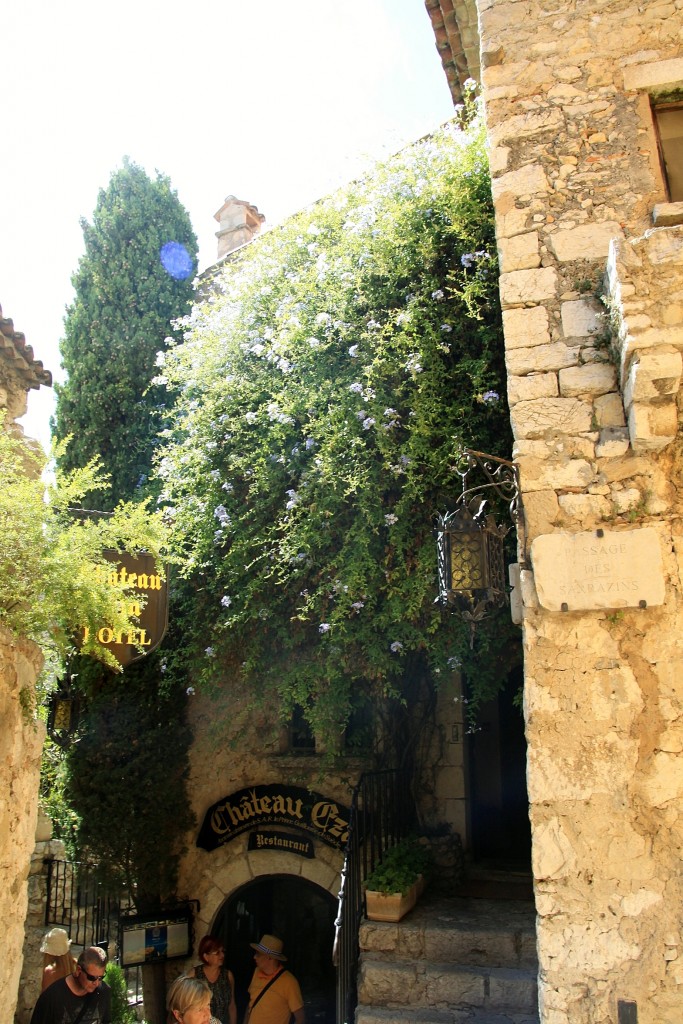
top-left (197, 785), bottom-right (351, 852)
top-left (248, 830), bottom-right (315, 859)
top-left (80, 550), bottom-right (168, 668)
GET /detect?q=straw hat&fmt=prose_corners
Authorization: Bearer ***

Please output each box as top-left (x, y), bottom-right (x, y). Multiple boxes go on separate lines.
top-left (40, 928), bottom-right (71, 957)
top-left (249, 934), bottom-right (287, 961)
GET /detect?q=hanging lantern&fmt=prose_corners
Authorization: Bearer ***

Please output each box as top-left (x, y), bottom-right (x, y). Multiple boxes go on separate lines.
top-left (47, 676), bottom-right (80, 747)
top-left (436, 496), bottom-right (508, 614)
top-left (435, 450), bottom-right (524, 637)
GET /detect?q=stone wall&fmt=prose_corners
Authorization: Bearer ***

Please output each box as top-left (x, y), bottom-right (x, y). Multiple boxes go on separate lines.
top-left (15, 809), bottom-right (68, 1024)
top-left (474, 1), bottom-right (683, 1021)
top-left (174, 667), bottom-right (468, 976)
top-left (0, 627), bottom-right (45, 1024)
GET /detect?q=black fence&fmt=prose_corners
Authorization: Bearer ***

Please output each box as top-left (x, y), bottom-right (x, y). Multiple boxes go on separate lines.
top-left (44, 858), bottom-right (142, 1004)
top-left (333, 769), bottom-right (416, 1024)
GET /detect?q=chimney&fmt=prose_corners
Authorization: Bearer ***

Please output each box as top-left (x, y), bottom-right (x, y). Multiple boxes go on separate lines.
top-left (214, 196), bottom-right (265, 259)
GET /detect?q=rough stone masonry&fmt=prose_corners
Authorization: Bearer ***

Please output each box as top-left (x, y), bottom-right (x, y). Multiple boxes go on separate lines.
top-left (470, 1), bottom-right (683, 1021)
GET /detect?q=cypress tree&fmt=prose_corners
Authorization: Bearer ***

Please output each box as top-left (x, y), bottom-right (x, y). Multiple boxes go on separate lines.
top-left (53, 156), bottom-right (197, 508)
top-left (49, 161), bottom-right (198, 1006)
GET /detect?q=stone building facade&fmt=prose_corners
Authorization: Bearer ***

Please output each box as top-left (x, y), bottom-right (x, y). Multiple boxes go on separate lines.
top-left (426, 1), bottom-right (683, 1022)
top-left (0, 304), bottom-right (51, 1024)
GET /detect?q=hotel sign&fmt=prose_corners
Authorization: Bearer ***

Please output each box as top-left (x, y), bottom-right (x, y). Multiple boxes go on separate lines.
top-left (80, 550), bottom-right (168, 668)
top-left (197, 785), bottom-right (351, 852)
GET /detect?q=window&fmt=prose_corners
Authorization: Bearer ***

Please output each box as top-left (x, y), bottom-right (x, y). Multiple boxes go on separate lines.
top-left (652, 101), bottom-right (683, 202)
top-left (288, 704), bottom-right (316, 753)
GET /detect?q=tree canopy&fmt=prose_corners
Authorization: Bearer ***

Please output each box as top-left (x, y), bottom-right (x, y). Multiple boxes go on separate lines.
top-left (156, 107), bottom-right (517, 746)
top-left (53, 157), bottom-right (197, 508)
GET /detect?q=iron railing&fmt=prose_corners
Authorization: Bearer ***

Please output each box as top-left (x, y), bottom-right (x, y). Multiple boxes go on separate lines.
top-left (45, 858), bottom-right (142, 1004)
top-left (333, 769), bottom-right (416, 1024)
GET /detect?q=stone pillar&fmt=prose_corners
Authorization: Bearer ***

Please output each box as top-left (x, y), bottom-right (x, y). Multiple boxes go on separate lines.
top-left (474, 2), bottom-right (683, 1021)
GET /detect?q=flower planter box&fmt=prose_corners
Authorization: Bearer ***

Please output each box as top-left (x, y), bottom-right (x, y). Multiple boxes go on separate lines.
top-left (365, 876), bottom-right (425, 923)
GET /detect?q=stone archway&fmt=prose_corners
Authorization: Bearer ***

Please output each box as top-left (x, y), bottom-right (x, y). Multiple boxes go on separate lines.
top-left (210, 874), bottom-right (337, 1024)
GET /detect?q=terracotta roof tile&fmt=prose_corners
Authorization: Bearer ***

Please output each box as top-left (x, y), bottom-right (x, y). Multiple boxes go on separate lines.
top-left (0, 304), bottom-right (52, 391)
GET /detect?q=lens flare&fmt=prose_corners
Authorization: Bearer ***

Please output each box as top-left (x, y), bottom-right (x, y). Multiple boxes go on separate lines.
top-left (160, 241), bottom-right (193, 280)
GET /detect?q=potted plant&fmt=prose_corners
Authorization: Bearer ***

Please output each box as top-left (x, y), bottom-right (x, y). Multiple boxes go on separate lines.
top-left (364, 837), bottom-right (433, 922)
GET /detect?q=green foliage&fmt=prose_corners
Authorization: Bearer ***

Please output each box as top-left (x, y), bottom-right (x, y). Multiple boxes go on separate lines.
top-left (0, 420), bottom-right (167, 667)
top-left (104, 962), bottom-right (138, 1024)
top-left (365, 836), bottom-right (433, 895)
top-left (48, 158), bottom-right (198, 912)
top-left (155, 107), bottom-right (518, 748)
top-left (40, 737), bottom-right (81, 857)
top-left (65, 642), bottom-right (194, 908)
top-left (53, 157), bottom-right (197, 509)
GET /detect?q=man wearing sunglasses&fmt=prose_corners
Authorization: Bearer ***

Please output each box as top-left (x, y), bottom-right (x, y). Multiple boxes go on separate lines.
top-left (30, 946), bottom-right (111, 1023)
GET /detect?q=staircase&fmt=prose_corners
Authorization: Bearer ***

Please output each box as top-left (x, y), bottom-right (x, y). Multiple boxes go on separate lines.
top-left (356, 893), bottom-right (539, 1024)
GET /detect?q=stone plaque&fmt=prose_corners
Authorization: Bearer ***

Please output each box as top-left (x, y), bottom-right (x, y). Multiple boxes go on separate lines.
top-left (531, 528), bottom-right (665, 611)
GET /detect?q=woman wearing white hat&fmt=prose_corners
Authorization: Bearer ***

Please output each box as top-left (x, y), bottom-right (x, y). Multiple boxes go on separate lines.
top-left (40, 928), bottom-right (77, 991)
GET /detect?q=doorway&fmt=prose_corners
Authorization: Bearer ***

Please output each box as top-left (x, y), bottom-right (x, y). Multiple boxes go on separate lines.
top-left (212, 874), bottom-right (337, 1024)
top-left (467, 663), bottom-right (531, 868)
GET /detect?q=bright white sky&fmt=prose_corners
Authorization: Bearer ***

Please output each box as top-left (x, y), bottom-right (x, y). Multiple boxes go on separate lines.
top-left (3, 0), bottom-right (454, 450)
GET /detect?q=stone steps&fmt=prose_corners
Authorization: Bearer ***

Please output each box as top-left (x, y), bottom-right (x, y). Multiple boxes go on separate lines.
top-left (356, 1008), bottom-right (539, 1024)
top-left (356, 895), bottom-right (539, 1024)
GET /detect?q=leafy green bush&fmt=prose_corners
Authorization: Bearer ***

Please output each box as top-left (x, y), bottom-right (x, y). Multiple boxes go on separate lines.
top-left (365, 837), bottom-right (433, 895)
top-left (0, 420), bottom-right (167, 669)
top-left (104, 962), bottom-right (138, 1024)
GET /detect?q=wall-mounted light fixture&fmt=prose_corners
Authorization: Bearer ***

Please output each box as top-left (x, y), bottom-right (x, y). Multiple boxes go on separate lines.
top-left (435, 449), bottom-right (524, 641)
top-left (47, 661), bottom-right (80, 747)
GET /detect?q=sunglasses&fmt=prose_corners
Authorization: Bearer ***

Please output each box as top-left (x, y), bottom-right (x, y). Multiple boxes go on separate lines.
top-left (80, 967), bottom-right (105, 983)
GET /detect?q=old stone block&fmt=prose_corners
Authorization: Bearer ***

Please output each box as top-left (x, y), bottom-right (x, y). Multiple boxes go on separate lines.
top-left (598, 454), bottom-right (652, 483)
top-left (623, 56), bottom-right (683, 92)
top-left (492, 163), bottom-right (550, 202)
top-left (532, 818), bottom-right (576, 880)
top-left (503, 305), bottom-right (551, 349)
top-left (611, 488), bottom-right (642, 513)
top-left (500, 267), bottom-right (558, 307)
top-left (489, 108), bottom-right (564, 147)
top-left (498, 205), bottom-right (531, 239)
top-left (508, 372), bottom-right (558, 405)
top-left (489, 145), bottom-right (511, 175)
top-left (596, 427), bottom-right (630, 458)
top-left (425, 964), bottom-right (486, 1006)
top-left (519, 489), bottom-right (560, 536)
top-left (507, 342), bottom-right (579, 376)
top-left (653, 202), bottom-right (683, 227)
top-left (519, 455), bottom-right (593, 492)
top-left (628, 400), bottom-right (678, 452)
top-left (558, 493), bottom-right (611, 520)
top-left (561, 297), bottom-right (605, 338)
top-left (594, 392), bottom-right (626, 427)
top-left (548, 222), bottom-right (623, 263)
top-left (488, 969), bottom-right (538, 1011)
top-left (499, 231), bottom-right (540, 272)
top-left (531, 528), bottom-right (665, 611)
top-left (559, 362), bottom-right (617, 397)
top-left (511, 397), bottom-right (594, 439)
top-left (623, 350), bottom-right (682, 406)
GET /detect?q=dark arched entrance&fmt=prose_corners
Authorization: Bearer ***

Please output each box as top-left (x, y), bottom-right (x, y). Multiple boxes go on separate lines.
top-left (212, 874), bottom-right (337, 1024)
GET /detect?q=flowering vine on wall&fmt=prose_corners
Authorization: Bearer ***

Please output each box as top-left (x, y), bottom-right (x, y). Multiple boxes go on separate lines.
top-left (155, 100), bottom-right (518, 747)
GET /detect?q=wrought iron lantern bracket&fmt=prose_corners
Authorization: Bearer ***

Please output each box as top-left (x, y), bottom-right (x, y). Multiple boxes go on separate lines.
top-left (435, 449), bottom-right (525, 641)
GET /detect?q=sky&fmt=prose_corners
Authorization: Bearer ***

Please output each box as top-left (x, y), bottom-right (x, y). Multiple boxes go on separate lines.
top-left (3, 0), bottom-right (455, 450)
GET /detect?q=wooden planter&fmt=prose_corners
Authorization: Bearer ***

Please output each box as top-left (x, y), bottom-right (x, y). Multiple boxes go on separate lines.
top-left (365, 876), bottom-right (425, 923)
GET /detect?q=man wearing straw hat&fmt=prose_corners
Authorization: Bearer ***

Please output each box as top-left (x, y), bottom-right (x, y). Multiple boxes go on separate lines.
top-left (245, 935), bottom-right (304, 1024)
